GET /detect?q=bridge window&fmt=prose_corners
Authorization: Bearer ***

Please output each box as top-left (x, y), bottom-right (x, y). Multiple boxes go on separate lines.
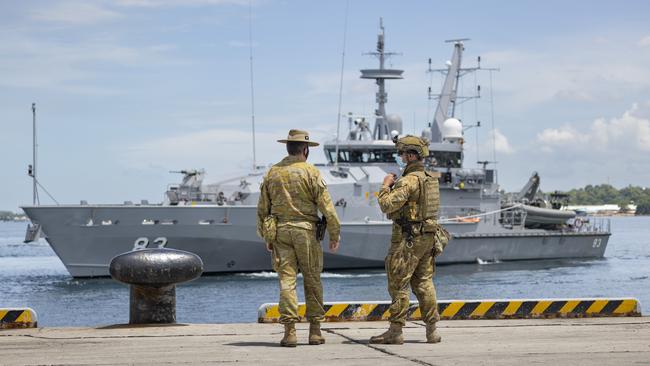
top-left (429, 151), bottom-right (462, 168)
top-left (326, 148), bottom-right (397, 163)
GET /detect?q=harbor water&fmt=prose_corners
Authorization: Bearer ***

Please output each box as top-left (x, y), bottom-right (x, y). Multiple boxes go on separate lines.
top-left (1, 216), bottom-right (649, 327)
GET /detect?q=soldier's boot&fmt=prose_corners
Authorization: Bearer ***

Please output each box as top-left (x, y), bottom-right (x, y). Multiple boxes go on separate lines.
top-left (369, 322), bottom-right (404, 345)
top-left (308, 322), bottom-right (326, 345)
top-left (425, 323), bottom-right (442, 344)
top-left (280, 323), bottom-right (297, 347)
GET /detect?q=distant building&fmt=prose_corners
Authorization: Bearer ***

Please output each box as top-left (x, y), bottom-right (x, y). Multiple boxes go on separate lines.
top-left (566, 204), bottom-right (636, 215)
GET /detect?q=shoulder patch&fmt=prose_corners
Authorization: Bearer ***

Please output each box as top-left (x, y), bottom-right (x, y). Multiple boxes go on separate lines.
top-left (318, 178), bottom-right (327, 188)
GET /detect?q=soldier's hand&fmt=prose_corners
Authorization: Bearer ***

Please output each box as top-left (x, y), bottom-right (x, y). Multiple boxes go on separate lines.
top-left (383, 173), bottom-right (396, 187)
top-left (329, 239), bottom-right (340, 253)
top-left (265, 242), bottom-right (273, 252)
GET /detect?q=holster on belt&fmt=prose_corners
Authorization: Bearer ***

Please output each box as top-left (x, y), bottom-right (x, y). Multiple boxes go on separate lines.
top-left (315, 215), bottom-right (327, 241)
top-left (396, 218), bottom-right (422, 248)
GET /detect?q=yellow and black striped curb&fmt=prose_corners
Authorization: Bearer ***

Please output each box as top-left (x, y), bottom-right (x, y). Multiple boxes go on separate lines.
top-left (0, 308), bottom-right (38, 329)
top-left (258, 298), bottom-right (641, 323)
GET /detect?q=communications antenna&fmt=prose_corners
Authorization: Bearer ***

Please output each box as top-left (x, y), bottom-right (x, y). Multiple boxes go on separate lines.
top-left (30, 103), bottom-right (39, 205)
top-left (360, 18), bottom-right (403, 141)
top-left (248, 0), bottom-right (257, 170)
top-left (334, 0), bottom-right (350, 167)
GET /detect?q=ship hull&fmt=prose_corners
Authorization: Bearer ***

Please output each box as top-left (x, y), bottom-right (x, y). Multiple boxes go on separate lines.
top-left (22, 205), bottom-right (610, 278)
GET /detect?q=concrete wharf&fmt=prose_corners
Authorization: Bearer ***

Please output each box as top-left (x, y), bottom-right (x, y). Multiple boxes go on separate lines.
top-left (1, 317), bottom-right (649, 365)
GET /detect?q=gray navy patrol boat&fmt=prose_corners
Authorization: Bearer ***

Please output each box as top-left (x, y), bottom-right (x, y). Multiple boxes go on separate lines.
top-left (22, 24), bottom-right (610, 277)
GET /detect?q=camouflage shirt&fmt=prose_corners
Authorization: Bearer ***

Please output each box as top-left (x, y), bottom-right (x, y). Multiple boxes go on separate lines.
top-left (378, 161), bottom-right (438, 225)
top-left (257, 155), bottom-right (341, 240)
top-left (378, 162), bottom-right (423, 215)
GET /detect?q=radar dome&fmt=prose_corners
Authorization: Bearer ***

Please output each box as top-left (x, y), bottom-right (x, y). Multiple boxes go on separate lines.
top-left (441, 118), bottom-right (463, 141)
top-left (386, 114), bottom-right (403, 135)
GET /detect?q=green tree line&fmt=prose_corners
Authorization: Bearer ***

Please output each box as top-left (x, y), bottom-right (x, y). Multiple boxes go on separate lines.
top-left (3, 185), bottom-right (650, 218)
top-left (0, 211), bottom-right (27, 221)
top-left (565, 184), bottom-right (650, 215)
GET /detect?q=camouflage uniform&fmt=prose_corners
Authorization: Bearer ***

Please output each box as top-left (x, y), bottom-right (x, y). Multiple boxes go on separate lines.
top-left (257, 132), bottom-right (340, 326)
top-left (371, 135), bottom-right (442, 344)
top-left (378, 161), bottom-right (441, 327)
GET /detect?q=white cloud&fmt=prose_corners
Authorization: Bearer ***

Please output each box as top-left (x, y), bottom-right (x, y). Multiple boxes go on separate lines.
top-left (490, 129), bottom-right (514, 154)
top-left (30, 2), bottom-right (122, 25)
top-left (121, 129), bottom-right (280, 175)
top-left (537, 126), bottom-right (582, 145)
top-left (119, 125), bottom-right (338, 179)
top-left (479, 40), bottom-right (650, 114)
top-left (498, 102), bottom-right (650, 191)
top-left (537, 102), bottom-right (650, 153)
top-left (0, 35), bottom-right (181, 92)
top-left (638, 36), bottom-right (650, 47)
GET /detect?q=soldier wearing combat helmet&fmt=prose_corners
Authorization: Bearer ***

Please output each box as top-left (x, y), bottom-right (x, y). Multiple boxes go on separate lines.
top-left (257, 129), bottom-right (341, 347)
top-left (369, 134), bottom-right (446, 345)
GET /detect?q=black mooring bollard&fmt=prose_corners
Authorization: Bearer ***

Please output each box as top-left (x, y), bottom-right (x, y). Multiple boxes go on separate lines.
top-left (109, 248), bottom-right (203, 324)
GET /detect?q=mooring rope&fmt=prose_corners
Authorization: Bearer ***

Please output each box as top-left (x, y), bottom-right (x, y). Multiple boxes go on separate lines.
top-left (438, 203), bottom-right (524, 223)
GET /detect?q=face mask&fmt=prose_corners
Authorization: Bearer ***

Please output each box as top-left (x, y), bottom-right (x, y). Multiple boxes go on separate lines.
top-left (394, 154), bottom-right (406, 169)
top-left (304, 147), bottom-right (310, 160)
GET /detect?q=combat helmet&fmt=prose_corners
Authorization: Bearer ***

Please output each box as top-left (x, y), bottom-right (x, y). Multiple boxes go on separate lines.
top-left (394, 135), bottom-right (429, 158)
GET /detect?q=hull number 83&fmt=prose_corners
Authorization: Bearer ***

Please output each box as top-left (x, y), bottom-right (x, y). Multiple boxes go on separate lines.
top-left (592, 238), bottom-right (602, 248)
top-left (133, 237), bottom-right (168, 251)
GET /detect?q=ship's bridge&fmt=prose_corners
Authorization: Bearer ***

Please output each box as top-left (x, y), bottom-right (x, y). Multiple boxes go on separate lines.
top-left (323, 139), bottom-right (463, 169)
top-left (323, 140), bottom-right (396, 164)
top-left (426, 142), bottom-right (463, 169)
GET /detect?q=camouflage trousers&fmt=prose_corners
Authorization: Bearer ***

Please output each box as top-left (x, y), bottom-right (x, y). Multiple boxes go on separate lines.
top-left (385, 227), bottom-right (440, 326)
top-left (272, 224), bottom-right (324, 324)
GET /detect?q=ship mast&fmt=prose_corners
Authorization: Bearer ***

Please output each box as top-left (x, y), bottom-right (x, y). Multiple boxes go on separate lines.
top-left (428, 39), bottom-right (498, 145)
top-left (30, 103), bottom-right (39, 205)
top-left (429, 39), bottom-right (466, 143)
top-left (360, 18), bottom-right (403, 141)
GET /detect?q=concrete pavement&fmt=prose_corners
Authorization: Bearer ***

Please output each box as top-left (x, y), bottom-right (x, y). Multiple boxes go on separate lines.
top-left (1, 317), bottom-right (649, 365)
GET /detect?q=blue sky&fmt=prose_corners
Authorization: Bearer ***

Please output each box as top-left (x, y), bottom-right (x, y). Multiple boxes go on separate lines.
top-left (1, 0), bottom-right (650, 211)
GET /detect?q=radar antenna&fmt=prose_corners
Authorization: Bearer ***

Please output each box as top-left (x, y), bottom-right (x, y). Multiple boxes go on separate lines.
top-left (360, 18), bottom-right (403, 140)
top-left (426, 39), bottom-right (499, 143)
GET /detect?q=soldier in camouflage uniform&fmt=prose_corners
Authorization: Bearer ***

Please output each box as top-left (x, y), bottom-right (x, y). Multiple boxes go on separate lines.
top-left (369, 135), bottom-right (442, 345)
top-left (257, 129), bottom-right (341, 347)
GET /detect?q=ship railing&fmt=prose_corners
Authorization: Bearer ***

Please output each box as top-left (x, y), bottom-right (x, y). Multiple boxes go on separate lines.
top-left (439, 204), bottom-right (525, 228)
top-left (439, 206), bottom-right (485, 220)
top-left (571, 216), bottom-right (611, 233)
top-left (499, 205), bottom-right (527, 229)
